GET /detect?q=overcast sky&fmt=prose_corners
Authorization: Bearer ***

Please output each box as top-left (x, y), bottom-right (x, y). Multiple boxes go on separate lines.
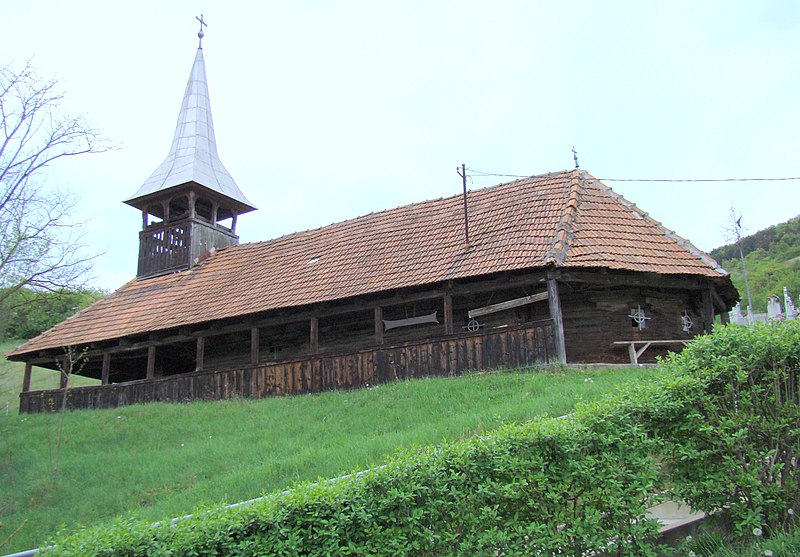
top-left (3, 1), bottom-right (799, 291)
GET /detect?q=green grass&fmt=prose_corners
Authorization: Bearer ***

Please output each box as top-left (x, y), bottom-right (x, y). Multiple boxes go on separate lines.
top-left (0, 364), bottom-right (655, 553)
top-left (0, 340), bottom-right (99, 415)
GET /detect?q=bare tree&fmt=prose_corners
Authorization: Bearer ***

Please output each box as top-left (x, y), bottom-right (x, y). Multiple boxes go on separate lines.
top-left (723, 207), bottom-right (754, 320)
top-left (0, 62), bottom-right (106, 306)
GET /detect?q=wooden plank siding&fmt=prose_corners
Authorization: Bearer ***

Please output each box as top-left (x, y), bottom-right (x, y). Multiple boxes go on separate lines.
top-left (19, 320), bottom-right (555, 414)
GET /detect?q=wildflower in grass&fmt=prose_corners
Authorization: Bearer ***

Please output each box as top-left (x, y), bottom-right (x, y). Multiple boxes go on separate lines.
top-left (753, 527), bottom-right (763, 537)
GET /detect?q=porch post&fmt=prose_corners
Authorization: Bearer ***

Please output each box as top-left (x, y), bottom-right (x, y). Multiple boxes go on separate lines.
top-left (310, 317), bottom-right (319, 353)
top-left (374, 306), bottom-right (384, 345)
top-left (250, 327), bottom-right (260, 365)
top-left (702, 288), bottom-right (715, 333)
top-left (22, 362), bottom-right (33, 392)
top-left (101, 353), bottom-right (111, 385)
top-left (196, 337), bottom-right (205, 372)
top-left (547, 274), bottom-right (567, 365)
top-left (443, 293), bottom-right (454, 334)
top-left (146, 346), bottom-right (157, 379)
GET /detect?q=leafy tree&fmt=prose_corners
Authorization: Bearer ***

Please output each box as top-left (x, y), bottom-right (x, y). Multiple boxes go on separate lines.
top-left (0, 287), bottom-right (105, 339)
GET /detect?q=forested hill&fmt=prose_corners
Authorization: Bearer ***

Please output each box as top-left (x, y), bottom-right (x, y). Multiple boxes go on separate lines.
top-left (710, 215), bottom-right (800, 312)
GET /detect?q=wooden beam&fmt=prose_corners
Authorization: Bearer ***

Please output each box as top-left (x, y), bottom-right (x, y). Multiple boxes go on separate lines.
top-left (146, 346), bottom-right (156, 379)
top-left (196, 337), bottom-right (205, 372)
top-left (310, 317), bottom-right (319, 353)
top-left (547, 277), bottom-right (567, 365)
top-left (374, 306), bottom-right (384, 345)
top-left (558, 270), bottom-right (712, 291)
top-left (22, 363), bottom-right (32, 392)
top-left (443, 293), bottom-right (454, 335)
top-left (702, 288), bottom-right (714, 333)
top-left (468, 291), bottom-right (548, 318)
top-left (383, 312), bottom-right (439, 332)
top-left (250, 327), bottom-right (260, 365)
top-left (101, 353), bottom-right (111, 385)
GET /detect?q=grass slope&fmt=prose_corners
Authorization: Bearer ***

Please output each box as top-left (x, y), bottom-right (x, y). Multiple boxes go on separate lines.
top-left (1, 366), bottom-right (655, 553)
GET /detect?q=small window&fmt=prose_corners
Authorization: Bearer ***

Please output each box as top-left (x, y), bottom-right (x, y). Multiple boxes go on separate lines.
top-left (168, 195), bottom-right (189, 221)
top-left (216, 207), bottom-right (235, 230)
top-left (629, 305), bottom-right (650, 330)
top-left (145, 204), bottom-right (164, 226)
top-left (195, 197), bottom-right (213, 221)
top-left (681, 311), bottom-right (693, 333)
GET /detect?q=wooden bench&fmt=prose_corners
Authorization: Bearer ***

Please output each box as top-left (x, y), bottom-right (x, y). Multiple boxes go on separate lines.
top-left (612, 339), bottom-right (692, 365)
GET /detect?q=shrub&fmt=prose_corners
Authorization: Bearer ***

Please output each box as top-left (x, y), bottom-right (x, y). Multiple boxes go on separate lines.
top-left (649, 322), bottom-right (799, 538)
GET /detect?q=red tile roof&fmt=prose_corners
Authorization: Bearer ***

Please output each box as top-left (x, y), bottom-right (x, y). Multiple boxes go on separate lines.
top-left (8, 170), bottom-right (731, 357)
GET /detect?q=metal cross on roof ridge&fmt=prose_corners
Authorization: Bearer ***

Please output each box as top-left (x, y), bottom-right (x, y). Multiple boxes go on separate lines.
top-left (196, 14), bottom-right (207, 48)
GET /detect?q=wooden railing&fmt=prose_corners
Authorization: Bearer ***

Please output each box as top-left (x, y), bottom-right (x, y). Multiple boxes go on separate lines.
top-left (19, 320), bottom-right (556, 414)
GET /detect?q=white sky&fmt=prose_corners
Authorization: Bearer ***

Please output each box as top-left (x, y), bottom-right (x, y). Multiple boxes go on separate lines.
top-left (2, 1), bottom-right (799, 291)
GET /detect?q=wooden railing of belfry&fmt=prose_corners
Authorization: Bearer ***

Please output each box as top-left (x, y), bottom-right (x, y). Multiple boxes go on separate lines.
top-left (19, 320), bottom-right (556, 414)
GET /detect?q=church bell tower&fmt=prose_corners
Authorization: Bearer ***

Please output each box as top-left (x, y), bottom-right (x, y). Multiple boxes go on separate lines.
top-left (124, 16), bottom-right (256, 278)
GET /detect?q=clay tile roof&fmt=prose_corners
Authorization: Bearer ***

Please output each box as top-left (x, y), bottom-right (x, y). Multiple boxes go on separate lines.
top-left (8, 169), bottom-right (731, 357)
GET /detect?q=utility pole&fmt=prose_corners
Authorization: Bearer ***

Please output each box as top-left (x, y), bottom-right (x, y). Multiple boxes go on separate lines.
top-left (457, 163), bottom-right (470, 244)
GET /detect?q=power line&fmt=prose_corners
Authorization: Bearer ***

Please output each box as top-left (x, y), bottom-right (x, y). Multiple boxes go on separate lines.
top-left (600, 176), bottom-right (800, 183)
top-left (465, 168), bottom-right (800, 183)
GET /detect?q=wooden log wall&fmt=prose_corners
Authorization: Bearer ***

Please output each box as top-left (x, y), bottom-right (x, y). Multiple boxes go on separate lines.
top-left (19, 320), bottom-right (555, 414)
top-left (561, 285), bottom-right (701, 363)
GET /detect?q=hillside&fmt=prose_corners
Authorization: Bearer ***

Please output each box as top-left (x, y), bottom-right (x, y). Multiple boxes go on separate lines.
top-left (0, 366), bottom-right (652, 554)
top-left (710, 215), bottom-right (800, 313)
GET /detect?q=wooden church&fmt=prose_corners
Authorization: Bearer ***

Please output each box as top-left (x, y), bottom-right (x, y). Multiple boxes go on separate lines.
top-left (10, 29), bottom-right (738, 413)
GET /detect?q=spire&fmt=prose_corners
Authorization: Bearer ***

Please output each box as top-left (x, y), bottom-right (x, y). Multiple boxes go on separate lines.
top-left (125, 24), bottom-right (255, 213)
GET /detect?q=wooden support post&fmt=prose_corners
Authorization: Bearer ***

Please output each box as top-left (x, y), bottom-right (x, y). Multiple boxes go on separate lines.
top-left (196, 337), bottom-right (205, 372)
top-left (443, 293), bottom-right (454, 335)
top-left (22, 362), bottom-right (32, 392)
top-left (310, 317), bottom-right (319, 353)
top-left (250, 327), bottom-right (260, 365)
top-left (702, 288), bottom-right (715, 333)
top-left (146, 346), bottom-right (157, 379)
top-left (374, 306), bottom-right (384, 344)
top-left (101, 353), bottom-right (111, 385)
top-left (547, 275), bottom-right (567, 365)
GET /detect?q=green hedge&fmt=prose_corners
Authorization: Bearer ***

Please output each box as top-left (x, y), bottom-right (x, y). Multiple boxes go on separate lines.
top-left (48, 416), bottom-right (662, 556)
top-left (44, 322), bottom-right (800, 555)
top-left (654, 321), bottom-right (800, 537)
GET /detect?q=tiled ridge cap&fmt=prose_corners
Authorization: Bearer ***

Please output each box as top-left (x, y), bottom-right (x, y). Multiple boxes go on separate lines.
top-left (544, 169), bottom-right (582, 266)
top-left (584, 174), bottom-right (729, 275)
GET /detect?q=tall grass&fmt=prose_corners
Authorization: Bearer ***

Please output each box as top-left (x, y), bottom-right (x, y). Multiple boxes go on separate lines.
top-left (1, 365), bottom-right (654, 553)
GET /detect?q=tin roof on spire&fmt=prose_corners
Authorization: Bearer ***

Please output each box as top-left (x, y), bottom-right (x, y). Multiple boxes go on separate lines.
top-left (125, 20), bottom-right (256, 213)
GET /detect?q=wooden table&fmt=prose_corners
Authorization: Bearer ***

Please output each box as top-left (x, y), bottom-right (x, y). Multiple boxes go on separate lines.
top-left (612, 339), bottom-right (692, 365)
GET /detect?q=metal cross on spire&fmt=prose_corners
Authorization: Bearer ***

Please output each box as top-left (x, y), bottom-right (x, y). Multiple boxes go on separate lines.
top-left (196, 14), bottom-right (207, 48)
top-left (571, 146), bottom-right (580, 169)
